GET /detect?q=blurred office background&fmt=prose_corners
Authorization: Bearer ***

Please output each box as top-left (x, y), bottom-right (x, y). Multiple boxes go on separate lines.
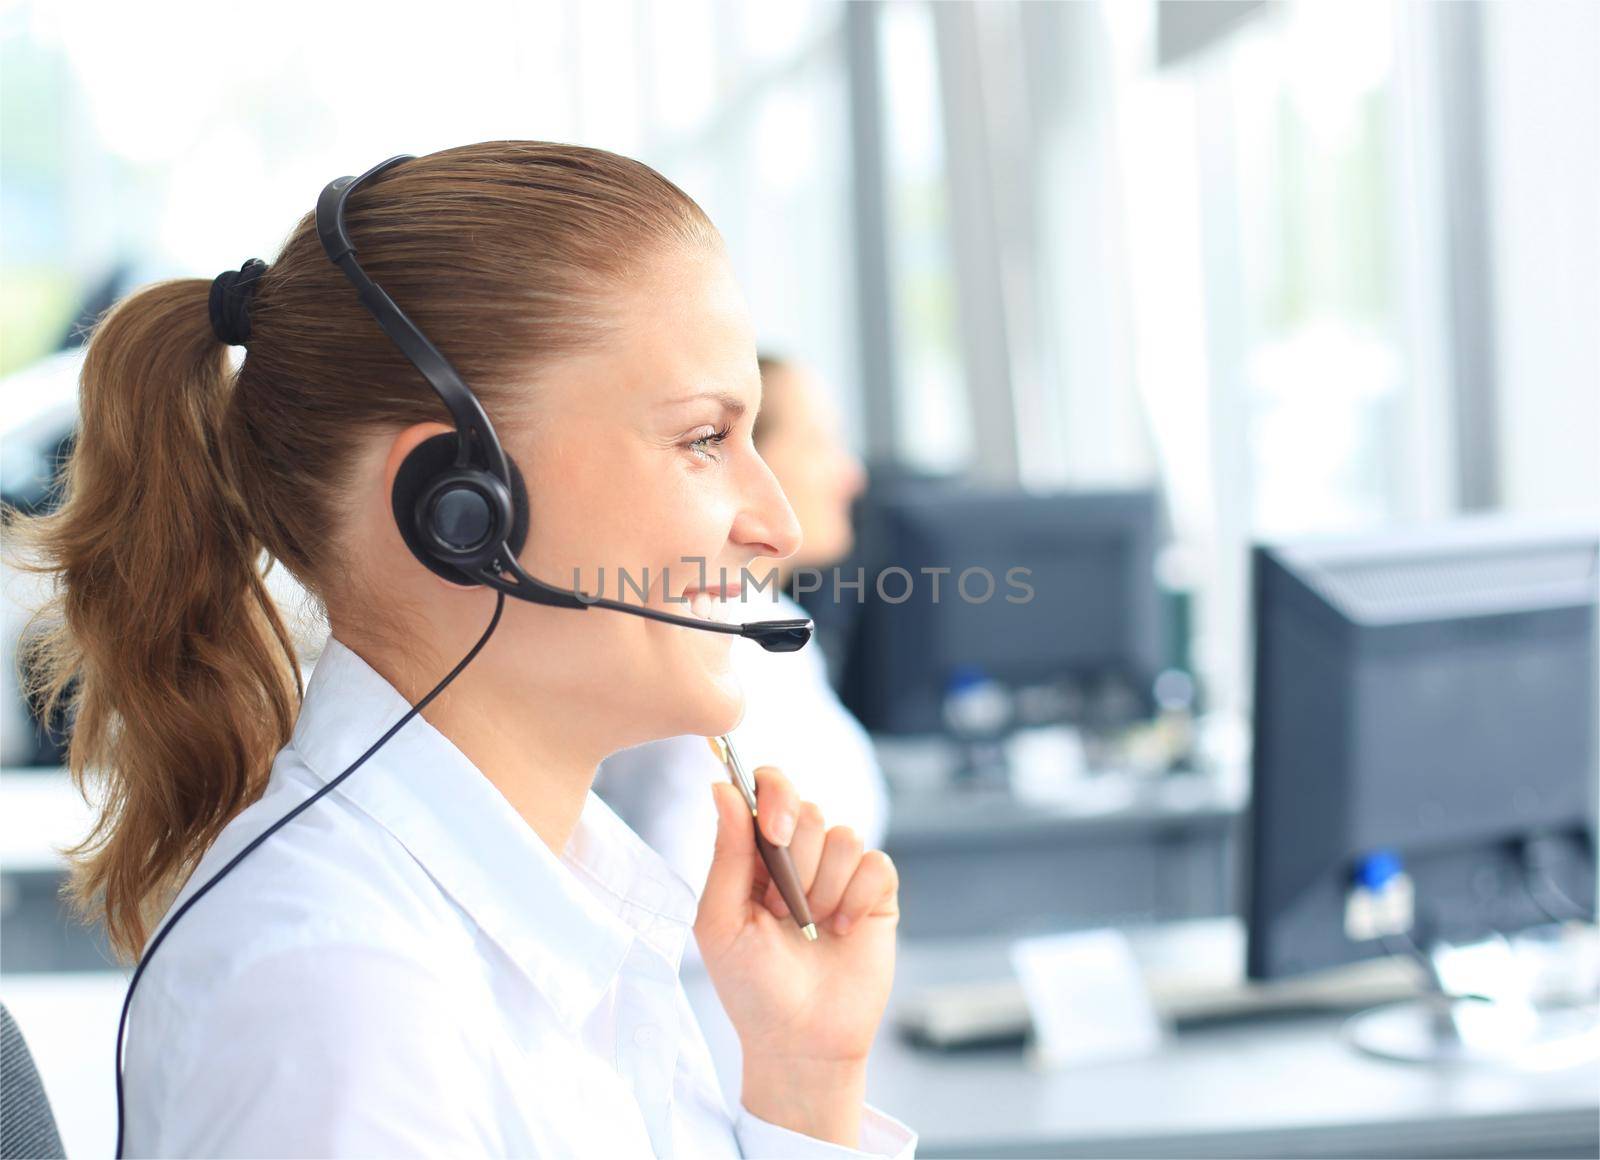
top-left (3, 2), bottom-right (1598, 1157)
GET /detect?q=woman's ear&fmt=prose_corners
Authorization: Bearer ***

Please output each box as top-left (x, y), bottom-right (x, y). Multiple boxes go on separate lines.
top-left (383, 421), bottom-right (472, 590)
top-left (383, 421), bottom-right (457, 495)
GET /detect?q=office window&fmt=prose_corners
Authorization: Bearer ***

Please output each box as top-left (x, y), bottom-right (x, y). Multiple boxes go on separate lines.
top-left (0, 1), bottom-right (864, 436)
top-left (878, 0), bottom-right (967, 473)
top-left (1101, 1), bottom-right (1452, 710)
top-left (1113, 2), bottom-right (1423, 545)
top-left (642, 2), bottom-right (859, 440)
top-left (1225, 3), bottom-right (1405, 536)
top-left (641, 0), bottom-right (719, 141)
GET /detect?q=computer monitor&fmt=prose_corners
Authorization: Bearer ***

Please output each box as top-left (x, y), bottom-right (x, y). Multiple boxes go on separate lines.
top-left (1246, 516), bottom-right (1599, 983)
top-left (836, 482), bottom-right (1162, 736)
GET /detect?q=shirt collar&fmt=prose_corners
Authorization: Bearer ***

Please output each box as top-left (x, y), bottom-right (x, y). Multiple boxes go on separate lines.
top-left (286, 636), bottom-right (700, 1032)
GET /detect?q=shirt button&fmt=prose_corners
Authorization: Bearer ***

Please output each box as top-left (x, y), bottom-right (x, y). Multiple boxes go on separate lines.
top-left (633, 1024), bottom-right (657, 1048)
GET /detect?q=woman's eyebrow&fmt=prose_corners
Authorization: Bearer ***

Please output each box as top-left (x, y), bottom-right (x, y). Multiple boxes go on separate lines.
top-left (657, 390), bottom-right (748, 419)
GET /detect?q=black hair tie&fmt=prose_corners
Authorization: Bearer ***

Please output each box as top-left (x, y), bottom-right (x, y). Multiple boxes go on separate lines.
top-left (209, 258), bottom-right (268, 346)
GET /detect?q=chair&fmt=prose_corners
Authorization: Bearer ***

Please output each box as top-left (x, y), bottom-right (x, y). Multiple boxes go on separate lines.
top-left (1, 1002), bottom-right (65, 1160)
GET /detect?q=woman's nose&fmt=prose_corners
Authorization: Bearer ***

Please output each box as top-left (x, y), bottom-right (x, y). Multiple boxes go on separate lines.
top-left (733, 455), bottom-right (803, 561)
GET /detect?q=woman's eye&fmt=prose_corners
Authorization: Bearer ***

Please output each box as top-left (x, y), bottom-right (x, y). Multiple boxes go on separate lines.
top-left (686, 425), bottom-right (732, 461)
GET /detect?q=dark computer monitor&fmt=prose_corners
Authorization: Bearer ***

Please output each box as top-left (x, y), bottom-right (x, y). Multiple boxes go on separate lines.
top-left (1246, 516), bottom-right (1599, 982)
top-left (836, 483), bottom-right (1162, 736)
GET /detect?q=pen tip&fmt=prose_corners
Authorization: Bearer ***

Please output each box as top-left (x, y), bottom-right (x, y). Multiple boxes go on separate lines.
top-left (801, 923), bottom-right (818, 942)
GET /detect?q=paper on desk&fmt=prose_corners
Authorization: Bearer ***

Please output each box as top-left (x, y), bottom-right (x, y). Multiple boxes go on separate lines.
top-left (1009, 928), bottom-right (1164, 1069)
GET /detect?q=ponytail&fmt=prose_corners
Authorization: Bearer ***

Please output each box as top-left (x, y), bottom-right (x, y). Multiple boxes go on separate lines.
top-left (8, 278), bottom-right (301, 962)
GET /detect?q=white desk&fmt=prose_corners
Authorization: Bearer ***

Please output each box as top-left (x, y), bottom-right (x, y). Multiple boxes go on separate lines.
top-left (0, 767), bottom-right (97, 873)
top-left (683, 934), bottom-right (1600, 1159)
top-left (7, 949), bottom-right (1595, 1160)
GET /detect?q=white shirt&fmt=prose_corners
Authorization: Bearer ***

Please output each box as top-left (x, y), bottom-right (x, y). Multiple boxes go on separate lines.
top-left (595, 593), bottom-right (888, 975)
top-left (124, 637), bottom-right (916, 1159)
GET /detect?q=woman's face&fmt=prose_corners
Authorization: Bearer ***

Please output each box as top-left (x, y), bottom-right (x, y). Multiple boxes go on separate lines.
top-left (480, 243), bottom-right (802, 747)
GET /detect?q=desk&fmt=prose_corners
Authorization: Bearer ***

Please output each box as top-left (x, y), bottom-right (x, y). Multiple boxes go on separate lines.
top-left (9, 949), bottom-right (1595, 1160)
top-left (683, 935), bottom-right (1600, 1159)
top-left (0, 767), bottom-right (96, 873)
top-left (1, 767), bottom-right (115, 971)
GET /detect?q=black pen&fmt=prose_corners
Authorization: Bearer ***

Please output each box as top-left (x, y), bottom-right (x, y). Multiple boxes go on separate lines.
top-left (707, 734), bottom-right (818, 941)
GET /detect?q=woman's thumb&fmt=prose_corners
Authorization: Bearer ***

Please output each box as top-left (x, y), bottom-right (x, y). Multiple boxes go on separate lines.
top-left (700, 781), bottom-right (758, 924)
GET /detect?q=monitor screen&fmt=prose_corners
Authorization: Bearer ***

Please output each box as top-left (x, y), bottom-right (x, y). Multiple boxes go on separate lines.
top-left (837, 484), bottom-right (1162, 735)
top-left (1247, 517), bottom-right (1599, 980)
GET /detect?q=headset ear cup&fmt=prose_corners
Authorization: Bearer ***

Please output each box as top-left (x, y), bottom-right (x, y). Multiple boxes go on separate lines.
top-left (390, 432), bottom-right (529, 584)
top-left (500, 456), bottom-right (530, 558)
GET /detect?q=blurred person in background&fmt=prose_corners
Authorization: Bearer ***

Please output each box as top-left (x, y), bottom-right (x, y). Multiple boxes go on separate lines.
top-left (596, 353), bottom-right (888, 969)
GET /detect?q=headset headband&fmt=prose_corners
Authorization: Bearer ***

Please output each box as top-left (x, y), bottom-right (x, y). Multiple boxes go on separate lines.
top-left (315, 154), bottom-right (512, 488)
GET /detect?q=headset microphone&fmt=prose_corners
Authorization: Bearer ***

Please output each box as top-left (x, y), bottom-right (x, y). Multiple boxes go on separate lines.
top-left (589, 602), bottom-right (812, 653)
top-left (485, 550), bottom-right (812, 652)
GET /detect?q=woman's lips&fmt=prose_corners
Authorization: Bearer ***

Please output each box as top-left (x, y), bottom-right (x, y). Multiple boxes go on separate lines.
top-left (682, 583), bottom-right (743, 624)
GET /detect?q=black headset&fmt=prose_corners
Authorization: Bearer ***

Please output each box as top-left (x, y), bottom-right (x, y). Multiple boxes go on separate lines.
top-left (113, 153), bottom-right (811, 1158)
top-left (320, 153), bottom-right (812, 651)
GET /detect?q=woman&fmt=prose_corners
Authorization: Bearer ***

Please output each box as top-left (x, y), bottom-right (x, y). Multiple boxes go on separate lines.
top-left (595, 355), bottom-right (887, 975)
top-left (13, 143), bottom-right (915, 1157)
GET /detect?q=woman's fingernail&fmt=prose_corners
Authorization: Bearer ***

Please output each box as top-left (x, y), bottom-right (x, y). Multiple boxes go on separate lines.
top-left (773, 810), bottom-right (796, 845)
top-left (833, 913), bottom-right (851, 935)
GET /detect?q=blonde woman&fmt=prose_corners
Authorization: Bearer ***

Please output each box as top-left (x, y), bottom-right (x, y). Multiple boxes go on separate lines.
top-left (13, 143), bottom-right (914, 1158)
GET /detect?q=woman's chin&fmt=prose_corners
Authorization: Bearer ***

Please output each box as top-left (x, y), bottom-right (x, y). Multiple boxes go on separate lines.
top-left (693, 670), bottom-right (746, 737)
top-left (666, 625), bottom-right (744, 735)
top-left (654, 652), bottom-right (742, 738)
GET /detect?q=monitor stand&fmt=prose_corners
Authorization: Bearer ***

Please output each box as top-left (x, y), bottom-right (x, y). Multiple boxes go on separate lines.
top-left (1342, 936), bottom-right (1600, 1068)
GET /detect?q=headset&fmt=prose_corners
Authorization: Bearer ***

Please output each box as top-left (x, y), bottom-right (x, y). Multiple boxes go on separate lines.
top-left (113, 153), bottom-right (812, 1156)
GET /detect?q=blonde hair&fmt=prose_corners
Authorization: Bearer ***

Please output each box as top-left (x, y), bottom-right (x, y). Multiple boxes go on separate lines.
top-left (7, 141), bottom-right (717, 961)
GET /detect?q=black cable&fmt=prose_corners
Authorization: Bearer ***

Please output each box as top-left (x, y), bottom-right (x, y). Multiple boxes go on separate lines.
top-left (1524, 874), bottom-right (1577, 927)
top-left (113, 594), bottom-right (506, 1158)
top-left (1523, 857), bottom-right (1592, 926)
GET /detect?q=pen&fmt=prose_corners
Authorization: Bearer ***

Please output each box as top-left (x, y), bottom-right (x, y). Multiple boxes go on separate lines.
top-left (706, 735), bottom-right (819, 942)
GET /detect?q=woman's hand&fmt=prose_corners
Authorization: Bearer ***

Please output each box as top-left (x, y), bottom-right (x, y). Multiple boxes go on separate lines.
top-left (693, 766), bottom-right (900, 1144)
